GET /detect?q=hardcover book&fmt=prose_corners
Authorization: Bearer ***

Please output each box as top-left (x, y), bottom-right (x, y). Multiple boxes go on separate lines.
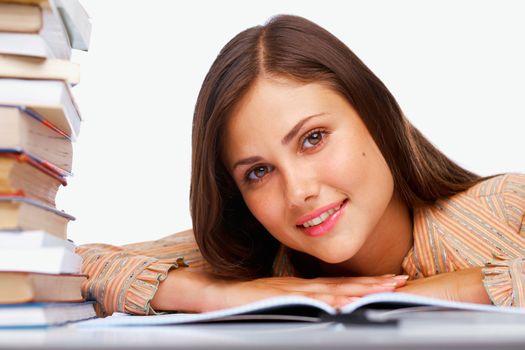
top-left (0, 245), bottom-right (81, 274)
top-left (0, 0), bottom-right (71, 59)
top-left (0, 196), bottom-right (75, 239)
top-left (0, 79), bottom-right (81, 140)
top-left (0, 271), bottom-right (86, 304)
top-left (0, 106), bottom-right (73, 173)
top-left (0, 301), bottom-right (96, 328)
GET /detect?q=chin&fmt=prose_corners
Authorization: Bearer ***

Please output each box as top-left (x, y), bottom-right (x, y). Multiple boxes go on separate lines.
top-left (310, 237), bottom-right (363, 264)
top-left (314, 249), bottom-right (355, 265)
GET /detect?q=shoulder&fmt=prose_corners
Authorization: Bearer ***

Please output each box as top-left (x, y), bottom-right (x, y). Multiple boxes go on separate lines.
top-left (465, 173), bottom-right (525, 200)
top-left (435, 173), bottom-right (525, 234)
top-left (404, 174), bottom-right (525, 277)
top-left (465, 173), bottom-right (525, 215)
top-left (414, 173), bottom-right (525, 234)
top-left (466, 173), bottom-right (525, 232)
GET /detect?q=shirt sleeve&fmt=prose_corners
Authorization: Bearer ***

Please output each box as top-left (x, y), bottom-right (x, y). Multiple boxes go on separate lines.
top-left (75, 230), bottom-right (210, 316)
top-left (482, 256), bottom-right (525, 306)
top-left (481, 174), bottom-right (525, 307)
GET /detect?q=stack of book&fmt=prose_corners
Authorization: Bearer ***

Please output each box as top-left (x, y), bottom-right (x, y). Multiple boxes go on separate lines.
top-left (0, 0), bottom-right (96, 327)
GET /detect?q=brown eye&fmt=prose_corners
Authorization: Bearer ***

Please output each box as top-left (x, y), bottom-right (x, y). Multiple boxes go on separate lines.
top-left (302, 130), bottom-right (325, 149)
top-left (308, 132), bottom-right (322, 145)
top-left (254, 166), bottom-right (267, 178)
top-left (246, 165), bottom-right (273, 183)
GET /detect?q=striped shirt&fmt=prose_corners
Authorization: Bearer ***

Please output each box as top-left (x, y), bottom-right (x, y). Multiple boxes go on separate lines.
top-left (76, 173), bottom-right (525, 316)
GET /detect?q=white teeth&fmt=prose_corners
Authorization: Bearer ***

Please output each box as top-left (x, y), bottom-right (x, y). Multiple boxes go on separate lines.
top-left (302, 206), bottom-right (340, 228)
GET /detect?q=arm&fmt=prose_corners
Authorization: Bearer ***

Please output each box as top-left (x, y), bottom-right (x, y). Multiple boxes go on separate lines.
top-left (399, 174), bottom-right (525, 306)
top-left (76, 229), bottom-right (208, 316)
top-left (482, 257), bottom-right (525, 307)
top-left (396, 267), bottom-right (491, 304)
top-left (150, 268), bottom-right (409, 313)
top-left (78, 229), bottom-right (408, 315)
top-left (481, 174), bottom-right (525, 307)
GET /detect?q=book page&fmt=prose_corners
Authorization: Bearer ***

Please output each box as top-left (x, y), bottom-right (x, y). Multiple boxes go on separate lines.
top-left (73, 296), bottom-right (336, 327)
top-left (339, 292), bottom-right (525, 315)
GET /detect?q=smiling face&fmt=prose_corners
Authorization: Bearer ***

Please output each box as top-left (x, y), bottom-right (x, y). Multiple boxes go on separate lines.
top-left (223, 76), bottom-right (398, 266)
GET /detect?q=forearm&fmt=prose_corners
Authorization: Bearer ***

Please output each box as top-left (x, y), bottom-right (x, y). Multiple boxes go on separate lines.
top-left (397, 267), bottom-right (491, 304)
top-left (150, 268), bottom-right (220, 313)
top-left (77, 242), bottom-right (189, 316)
top-left (455, 267), bottom-right (491, 304)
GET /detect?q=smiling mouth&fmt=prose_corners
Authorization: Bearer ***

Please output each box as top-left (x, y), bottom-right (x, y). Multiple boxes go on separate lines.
top-left (296, 199), bottom-right (348, 228)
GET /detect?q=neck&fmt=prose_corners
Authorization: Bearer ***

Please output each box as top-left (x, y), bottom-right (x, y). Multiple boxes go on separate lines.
top-left (321, 192), bottom-right (413, 277)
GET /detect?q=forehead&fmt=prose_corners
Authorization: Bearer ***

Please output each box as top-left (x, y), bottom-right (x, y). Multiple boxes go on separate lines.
top-left (230, 77), bottom-right (332, 125)
top-left (224, 77), bottom-right (338, 154)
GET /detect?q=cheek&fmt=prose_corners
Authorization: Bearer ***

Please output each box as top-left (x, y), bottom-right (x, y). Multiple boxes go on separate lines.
top-left (321, 135), bottom-right (393, 205)
top-left (243, 189), bottom-right (285, 232)
top-left (319, 139), bottom-right (367, 192)
top-left (243, 186), bottom-right (298, 248)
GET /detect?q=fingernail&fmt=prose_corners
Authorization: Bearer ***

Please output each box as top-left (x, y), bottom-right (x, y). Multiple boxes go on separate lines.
top-left (379, 282), bottom-right (397, 287)
top-left (393, 275), bottom-right (409, 280)
top-left (381, 274), bottom-right (396, 277)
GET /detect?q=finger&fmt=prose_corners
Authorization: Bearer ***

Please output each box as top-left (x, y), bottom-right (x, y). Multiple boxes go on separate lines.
top-left (311, 275), bottom-right (408, 286)
top-left (392, 275), bottom-right (409, 287)
top-left (298, 292), bottom-right (347, 307)
top-left (328, 282), bottom-right (398, 296)
top-left (298, 293), bottom-right (363, 309)
top-left (303, 276), bottom-right (409, 290)
top-left (262, 275), bottom-right (404, 286)
top-left (277, 280), bottom-right (397, 296)
top-left (333, 296), bottom-right (361, 309)
top-left (261, 275), bottom-right (408, 295)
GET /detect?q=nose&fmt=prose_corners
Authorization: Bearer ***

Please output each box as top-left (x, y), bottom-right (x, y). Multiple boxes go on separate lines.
top-left (281, 164), bottom-right (319, 208)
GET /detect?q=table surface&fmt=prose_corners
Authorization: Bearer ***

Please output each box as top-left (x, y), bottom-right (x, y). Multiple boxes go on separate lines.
top-left (2, 310), bottom-right (525, 350)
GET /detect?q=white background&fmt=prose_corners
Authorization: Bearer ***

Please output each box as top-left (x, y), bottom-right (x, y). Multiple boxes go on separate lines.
top-left (62, 0), bottom-right (525, 246)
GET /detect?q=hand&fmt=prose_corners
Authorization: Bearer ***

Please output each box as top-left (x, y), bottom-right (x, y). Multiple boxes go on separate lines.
top-left (151, 268), bottom-right (409, 313)
top-left (395, 267), bottom-right (491, 304)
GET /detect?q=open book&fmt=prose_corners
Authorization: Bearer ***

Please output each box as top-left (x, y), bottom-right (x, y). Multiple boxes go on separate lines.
top-left (74, 292), bottom-right (525, 327)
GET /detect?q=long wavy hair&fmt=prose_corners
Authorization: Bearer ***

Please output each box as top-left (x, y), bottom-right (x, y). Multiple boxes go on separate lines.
top-left (190, 14), bottom-right (486, 279)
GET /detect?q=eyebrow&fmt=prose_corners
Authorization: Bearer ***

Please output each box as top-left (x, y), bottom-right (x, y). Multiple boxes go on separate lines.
top-left (231, 113), bottom-right (325, 172)
top-left (281, 113), bottom-right (325, 146)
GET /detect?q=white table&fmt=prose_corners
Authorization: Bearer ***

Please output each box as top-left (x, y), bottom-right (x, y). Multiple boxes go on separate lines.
top-left (1, 311), bottom-right (525, 350)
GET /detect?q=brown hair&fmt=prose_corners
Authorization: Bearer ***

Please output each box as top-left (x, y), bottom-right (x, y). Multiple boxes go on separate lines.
top-left (190, 14), bottom-right (488, 279)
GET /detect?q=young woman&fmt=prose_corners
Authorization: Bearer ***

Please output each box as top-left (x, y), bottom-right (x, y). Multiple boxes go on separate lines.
top-left (77, 15), bottom-right (525, 316)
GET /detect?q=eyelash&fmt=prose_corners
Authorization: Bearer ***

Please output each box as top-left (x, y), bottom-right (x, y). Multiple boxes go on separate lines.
top-left (242, 128), bottom-right (330, 185)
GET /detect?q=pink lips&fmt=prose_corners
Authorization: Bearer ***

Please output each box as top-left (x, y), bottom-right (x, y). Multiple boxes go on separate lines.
top-left (296, 199), bottom-right (348, 237)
